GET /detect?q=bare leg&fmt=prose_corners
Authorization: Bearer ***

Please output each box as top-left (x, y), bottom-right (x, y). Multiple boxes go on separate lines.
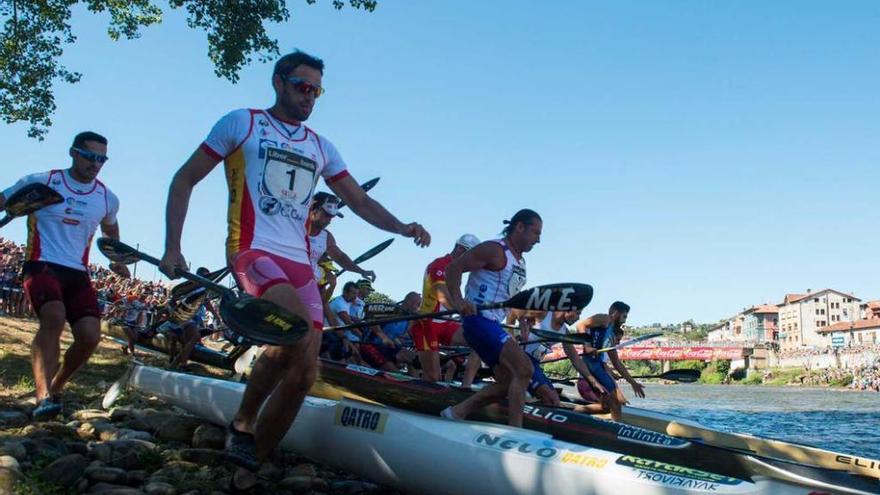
top-left (50, 315), bottom-right (101, 396)
top-left (442, 360), bottom-right (457, 382)
top-left (449, 370), bottom-right (509, 420)
top-left (534, 384), bottom-right (561, 407)
top-left (171, 324), bottom-right (200, 369)
top-left (232, 283), bottom-right (313, 435)
top-left (31, 301), bottom-right (66, 400)
top-left (500, 341), bottom-right (534, 427)
top-left (607, 390), bottom-right (623, 421)
top-left (417, 350), bottom-right (441, 382)
top-left (459, 351), bottom-right (481, 389)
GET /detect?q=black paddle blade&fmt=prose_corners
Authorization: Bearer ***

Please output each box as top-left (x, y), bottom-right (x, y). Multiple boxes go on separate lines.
top-left (530, 328), bottom-right (591, 344)
top-left (352, 238), bottom-right (394, 265)
top-left (660, 369), bottom-right (701, 383)
top-left (171, 267), bottom-right (229, 298)
top-left (364, 302), bottom-right (402, 319)
top-left (338, 177), bottom-right (380, 210)
top-left (505, 283), bottom-right (593, 312)
top-left (219, 296), bottom-right (310, 346)
top-left (4, 183), bottom-right (64, 217)
top-left (97, 237), bottom-right (141, 265)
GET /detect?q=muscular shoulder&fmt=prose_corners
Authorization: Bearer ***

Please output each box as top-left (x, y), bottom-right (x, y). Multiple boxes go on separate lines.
top-left (203, 109), bottom-right (257, 158)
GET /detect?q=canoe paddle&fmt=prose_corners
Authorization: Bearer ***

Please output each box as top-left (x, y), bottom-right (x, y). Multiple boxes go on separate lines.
top-left (337, 177), bottom-right (379, 210)
top-left (170, 266), bottom-right (230, 298)
top-left (97, 238), bottom-right (310, 346)
top-left (326, 283), bottom-right (594, 333)
top-left (596, 332), bottom-right (663, 352)
top-left (334, 238), bottom-right (394, 277)
top-left (0, 183), bottom-right (64, 228)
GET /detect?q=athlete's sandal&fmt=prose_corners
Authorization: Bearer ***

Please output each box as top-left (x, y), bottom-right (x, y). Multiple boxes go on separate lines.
top-left (225, 422), bottom-right (259, 471)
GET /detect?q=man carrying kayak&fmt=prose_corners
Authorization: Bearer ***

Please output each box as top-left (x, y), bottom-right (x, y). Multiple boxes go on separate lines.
top-left (441, 209), bottom-right (539, 427)
top-left (564, 301), bottom-right (645, 420)
top-left (411, 234), bottom-right (480, 382)
top-left (0, 131), bottom-right (129, 420)
top-left (160, 49), bottom-right (430, 470)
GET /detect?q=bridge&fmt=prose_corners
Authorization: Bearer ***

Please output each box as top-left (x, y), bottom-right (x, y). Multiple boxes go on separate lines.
top-left (542, 343), bottom-right (750, 362)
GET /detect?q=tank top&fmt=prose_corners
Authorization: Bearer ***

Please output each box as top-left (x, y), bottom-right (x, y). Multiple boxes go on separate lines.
top-left (201, 109), bottom-right (348, 263)
top-left (168, 287), bottom-right (208, 325)
top-left (3, 169), bottom-right (119, 271)
top-left (525, 312), bottom-right (566, 361)
top-left (464, 239), bottom-right (527, 322)
top-left (308, 229), bottom-right (329, 269)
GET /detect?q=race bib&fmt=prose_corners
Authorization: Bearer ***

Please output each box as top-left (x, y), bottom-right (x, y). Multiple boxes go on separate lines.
top-left (260, 147), bottom-right (318, 205)
top-left (508, 265), bottom-right (527, 297)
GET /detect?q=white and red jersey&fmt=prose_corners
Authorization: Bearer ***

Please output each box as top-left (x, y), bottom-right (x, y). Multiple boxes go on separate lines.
top-left (308, 229), bottom-right (330, 270)
top-left (3, 169), bottom-right (119, 272)
top-left (464, 239), bottom-right (527, 322)
top-left (201, 109), bottom-right (349, 263)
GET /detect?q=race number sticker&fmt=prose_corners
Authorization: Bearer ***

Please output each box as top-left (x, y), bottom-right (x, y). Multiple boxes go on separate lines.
top-left (508, 265), bottom-right (527, 296)
top-left (260, 147), bottom-right (318, 205)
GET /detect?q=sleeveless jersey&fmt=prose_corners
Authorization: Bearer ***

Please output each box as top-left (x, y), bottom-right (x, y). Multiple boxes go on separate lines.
top-left (168, 287), bottom-right (208, 325)
top-left (464, 239), bottom-right (527, 322)
top-left (201, 109), bottom-right (349, 263)
top-left (418, 253), bottom-right (453, 314)
top-left (308, 229), bottom-right (329, 270)
top-left (525, 312), bottom-right (566, 362)
top-left (585, 323), bottom-right (615, 364)
top-left (3, 169), bottom-right (119, 272)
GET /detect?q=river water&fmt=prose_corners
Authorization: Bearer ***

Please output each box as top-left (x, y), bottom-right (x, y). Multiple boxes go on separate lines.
top-left (626, 384), bottom-right (880, 459)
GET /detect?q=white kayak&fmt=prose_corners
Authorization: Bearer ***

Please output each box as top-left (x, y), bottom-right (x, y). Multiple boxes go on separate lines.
top-left (122, 364), bottom-right (837, 495)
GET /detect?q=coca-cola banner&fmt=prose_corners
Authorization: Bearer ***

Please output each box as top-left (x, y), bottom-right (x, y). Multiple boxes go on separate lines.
top-left (542, 345), bottom-right (744, 362)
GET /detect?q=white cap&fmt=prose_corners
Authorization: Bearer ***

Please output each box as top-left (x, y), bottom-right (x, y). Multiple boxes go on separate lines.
top-left (455, 234), bottom-right (480, 250)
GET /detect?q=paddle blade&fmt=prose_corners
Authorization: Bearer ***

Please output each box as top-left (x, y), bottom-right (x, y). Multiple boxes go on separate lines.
top-left (504, 283), bottom-right (593, 312)
top-left (338, 177), bottom-right (380, 209)
top-left (3, 183), bottom-right (64, 217)
top-left (219, 296), bottom-right (310, 346)
top-left (530, 328), bottom-right (591, 345)
top-left (364, 302), bottom-right (403, 319)
top-left (171, 267), bottom-right (229, 298)
top-left (659, 369), bottom-right (701, 383)
top-left (97, 237), bottom-right (141, 265)
top-left (352, 238), bottom-right (394, 265)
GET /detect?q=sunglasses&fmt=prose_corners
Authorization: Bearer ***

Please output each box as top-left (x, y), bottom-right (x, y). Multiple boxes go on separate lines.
top-left (286, 76), bottom-right (325, 98)
top-left (72, 147), bottom-right (109, 164)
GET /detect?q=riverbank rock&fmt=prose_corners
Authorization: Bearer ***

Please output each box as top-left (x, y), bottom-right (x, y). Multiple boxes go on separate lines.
top-left (0, 411), bottom-right (28, 428)
top-left (43, 453), bottom-right (88, 487)
top-left (191, 424), bottom-right (225, 449)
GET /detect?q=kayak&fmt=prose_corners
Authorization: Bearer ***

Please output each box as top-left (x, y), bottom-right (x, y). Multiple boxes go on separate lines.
top-left (102, 321), bottom-right (242, 370)
top-left (124, 363), bottom-right (835, 495)
top-left (554, 380), bottom-right (880, 481)
top-left (311, 360), bottom-right (879, 495)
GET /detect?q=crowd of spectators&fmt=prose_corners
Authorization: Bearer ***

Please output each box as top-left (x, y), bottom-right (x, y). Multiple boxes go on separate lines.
top-left (777, 343), bottom-right (880, 360)
top-left (851, 359), bottom-right (880, 392)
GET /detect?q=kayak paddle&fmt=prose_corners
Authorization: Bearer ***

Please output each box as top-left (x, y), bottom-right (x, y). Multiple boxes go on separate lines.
top-left (170, 266), bottom-right (230, 298)
top-left (97, 238), bottom-right (310, 346)
top-left (337, 177), bottom-right (379, 210)
top-left (326, 283), bottom-right (593, 332)
top-left (596, 332), bottom-right (663, 353)
top-left (335, 238), bottom-right (394, 277)
top-left (0, 183), bottom-right (64, 228)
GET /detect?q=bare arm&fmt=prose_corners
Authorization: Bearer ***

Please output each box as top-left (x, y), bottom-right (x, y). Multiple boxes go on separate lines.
top-left (329, 175), bottom-right (430, 247)
top-left (572, 314), bottom-right (611, 333)
top-left (609, 349), bottom-right (645, 397)
top-left (101, 221), bottom-right (130, 278)
top-left (325, 233), bottom-right (374, 280)
top-left (160, 148), bottom-right (221, 277)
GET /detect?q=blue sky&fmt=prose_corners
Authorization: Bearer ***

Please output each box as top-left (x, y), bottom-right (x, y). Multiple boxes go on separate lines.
top-left (1, 1), bottom-right (878, 325)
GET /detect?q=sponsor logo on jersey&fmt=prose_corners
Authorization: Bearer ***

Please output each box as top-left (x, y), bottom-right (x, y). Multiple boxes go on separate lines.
top-left (617, 455), bottom-right (743, 486)
top-left (334, 404), bottom-right (387, 433)
top-left (473, 433), bottom-right (559, 460)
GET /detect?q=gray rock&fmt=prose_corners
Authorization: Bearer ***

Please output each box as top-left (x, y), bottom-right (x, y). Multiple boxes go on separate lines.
top-left (279, 475), bottom-right (316, 491)
top-left (287, 463), bottom-right (317, 478)
top-left (87, 481), bottom-right (143, 494)
top-left (179, 448), bottom-right (224, 466)
top-left (128, 470), bottom-right (149, 484)
top-left (0, 457), bottom-right (18, 472)
top-left (257, 461), bottom-right (282, 481)
top-left (0, 410), bottom-right (28, 427)
top-left (0, 467), bottom-right (21, 495)
top-left (149, 414), bottom-right (206, 443)
top-left (0, 442), bottom-right (27, 461)
top-left (33, 436), bottom-right (70, 461)
top-left (115, 429), bottom-right (153, 442)
top-left (143, 482), bottom-right (177, 495)
top-left (109, 407), bottom-right (140, 423)
top-left (78, 422), bottom-right (98, 440)
top-left (73, 409), bottom-right (111, 422)
top-left (85, 465), bottom-right (129, 484)
top-left (65, 440), bottom-right (89, 456)
top-left (190, 424), bottom-right (225, 450)
top-left (89, 440), bottom-right (156, 470)
top-left (42, 453), bottom-right (88, 487)
top-left (66, 419), bottom-right (81, 428)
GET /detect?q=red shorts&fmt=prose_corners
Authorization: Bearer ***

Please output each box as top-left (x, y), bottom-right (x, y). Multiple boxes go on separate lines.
top-left (577, 377), bottom-right (603, 404)
top-left (230, 249), bottom-right (323, 329)
top-left (23, 261), bottom-right (100, 325)
top-left (411, 319), bottom-right (460, 352)
top-left (360, 343), bottom-right (398, 368)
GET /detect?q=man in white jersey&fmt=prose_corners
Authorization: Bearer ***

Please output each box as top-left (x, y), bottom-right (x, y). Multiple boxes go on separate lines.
top-left (0, 131), bottom-right (129, 420)
top-left (442, 209), bottom-right (540, 427)
top-left (307, 192), bottom-right (375, 282)
top-left (160, 50), bottom-right (430, 470)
